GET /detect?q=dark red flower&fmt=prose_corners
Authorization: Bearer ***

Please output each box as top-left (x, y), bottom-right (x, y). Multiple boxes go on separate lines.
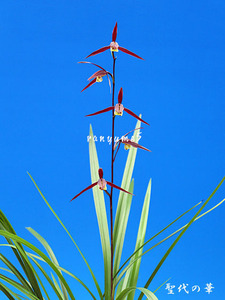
top-left (86, 88), bottom-right (149, 125)
top-left (86, 23), bottom-right (144, 60)
top-left (79, 61), bottom-right (112, 92)
top-left (113, 128), bottom-right (151, 161)
top-left (70, 168), bottom-right (133, 202)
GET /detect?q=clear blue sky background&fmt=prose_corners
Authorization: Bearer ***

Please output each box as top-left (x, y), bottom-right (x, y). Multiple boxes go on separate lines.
top-left (0, 0), bottom-right (225, 299)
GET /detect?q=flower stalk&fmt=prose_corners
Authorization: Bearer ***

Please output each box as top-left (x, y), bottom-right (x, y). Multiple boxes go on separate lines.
top-left (110, 51), bottom-right (116, 300)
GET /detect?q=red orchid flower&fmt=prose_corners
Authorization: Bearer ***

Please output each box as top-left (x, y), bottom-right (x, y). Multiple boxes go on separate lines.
top-left (86, 87), bottom-right (149, 125)
top-left (79, 61), bottom-right (112, 92)
top-left (86, 22), bottom-right (144, 60)
top-left (113, 127), bottom-right (151, 161)
top-left (70, 168), bottom-right (133, 202)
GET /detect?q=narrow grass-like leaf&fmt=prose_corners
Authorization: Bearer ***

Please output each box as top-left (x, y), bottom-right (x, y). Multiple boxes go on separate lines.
top-left (26, 227), bottom-right (68, 300)
top-left (113, 119), bottom-right (141, 276)
top-left (0, 231), bottom-right (76, 300)
top-left (153, 277), bottom-right (171, 293)
top-left (89, 125), bottom-right (111, 300)
top-left (138, 176), bottom-right (225, 300)
top-left (116, 287), bottom-right (158, 300)
top-left (114, 198), bottom-right (225, 289)
top-left (27, 252), bottom-right (97, 300)
top-left (113, 180), bottom-right (134, 278)
top-left (0, 211), bottom-right (43, 300)
top-left (27, 173), bottom-right (103, 300)
top-left (115, 277), bottom-right (124, 299)
top-left (28, 256), bottom-right (63, 300)
top-left (0, 281), bottom-right (24, 300)
top-left (122, 179), bottom-right (151, 300)
top-left (0, 274), bottom-right (40, 300)
top-left (115, 199), bottom-right (202, 278)
top-left (142, 198), bottom-right (225, 257)
top-left (51, 272), bottom-right (64, 298)
top-left (0, 243), bottom-right (97, 300)
top-left (0, 254), bottom-right (32, 293)
top-left (14, 242), bottom-right (56, 300)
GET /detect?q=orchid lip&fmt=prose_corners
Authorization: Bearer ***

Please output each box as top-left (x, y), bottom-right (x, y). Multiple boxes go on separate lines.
top-left (114, 103), bottom-right (124, 116)
top-left (97, 178), bottom-right (107, 190)
top-left (96, 76), bottom-right (103, 82)
top-left (110, 41), bottom-right (119, 51)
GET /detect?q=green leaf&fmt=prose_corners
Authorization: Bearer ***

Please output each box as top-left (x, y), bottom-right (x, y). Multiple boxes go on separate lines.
top-left (0, 230), bottom-right (76, 300)
top-left (0, 243), bottom-right (97, 300)
top-left (51, 272), bottom-right (64, 298)
top-left (0, 254), bottom-right (32, 293)
top-left (114, 197), bottom-right (225, 290)
top-left (115, 277), bottom-right (124, 299)
top-left (0, 281), bottom-right (26, 300)
top-left (115, 199), bottom-right (202, 278)
top-left (89, 125), bottom-right (111, 300)
top-left (0, 282), bottom-right (16, 300)
top-left (153, 277), bottom-right (171, 293)
top-left (27, 252), bottom-right (97, 300)
top-left (138, 176), bottom-right (225, 300)
top-left (0, 211), bottom-right (43, 300)
top-left (27, 172), bottom-right (103, 300)
top-left (116, 287), bottom-right (158, 300)
top-left (122, 179), bottom-right (152, 300)
top-left (142, 197), bottom-right (225, 257)
top-left (113, 180), bottom-right (134, 279)
top-left (0, 274), bottom-right (40, 300)
top-left (28, 255), bottom-right (64, 300)
top-left (26, 227), bottom-right (68, 300)
top-left (113, 119), bottom-right (141, 277)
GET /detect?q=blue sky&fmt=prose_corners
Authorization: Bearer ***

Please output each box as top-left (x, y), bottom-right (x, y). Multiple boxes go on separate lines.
top-left (0, 0), bottom-right (225, 299)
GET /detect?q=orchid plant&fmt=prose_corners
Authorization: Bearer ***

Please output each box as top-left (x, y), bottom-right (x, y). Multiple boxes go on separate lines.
top-left (0, 22), bottom-right (224, 300)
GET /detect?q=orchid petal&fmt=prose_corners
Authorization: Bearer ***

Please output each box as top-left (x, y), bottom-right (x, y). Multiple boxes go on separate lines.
top-left (86, 46), bottom-right (110, 58)
top-left (81, 78), bottom-right (97, 92)
top-left (86, 106), bottom-right (115, 117)
top-left (119, 46), bottom-right (144, 60)
top-left (124, 107), bottom-right (150, 125)
top-left (106, 73), bottom-right (112, 93)
top-left (118, 87), bottom-right (123, 104)
top-left (78, 61), bottom-right (106, 71)
top-left (122, 140), bottom-right (151, 152)
top-left (88, 70), bottom-right (107, 81)
top-left (98, 168), bottom-right (103, 179)
top-left (112, 22), bottom-right (118, 42)
top-left (123, 127), bottom-right (144, 138)
top-left (70, 182), bottom-right (98, 201)
top-left (106, 181), bottom-right (134, 196)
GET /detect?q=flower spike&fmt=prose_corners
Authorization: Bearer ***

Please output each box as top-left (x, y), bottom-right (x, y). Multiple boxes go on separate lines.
top-left (79, 61), bottom-right (112, 92)
top-left (86, 22), bottom-right (143, 60)
top-left (86, 87), bottom-right (149, 125)
top-left (70, 168), bottom-right (133, 202)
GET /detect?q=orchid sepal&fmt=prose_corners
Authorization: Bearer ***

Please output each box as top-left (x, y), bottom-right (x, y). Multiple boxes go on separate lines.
top-left (123, 107), bottom-right (149, 125)
top-left (86, 46), bottom-right (110, 59)
top-left (85, 106), bottom-right (114, 117)
top-left (70, 182), bottom-right (98, 202)
top-left (106, 181), bottom-right (134, 196)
